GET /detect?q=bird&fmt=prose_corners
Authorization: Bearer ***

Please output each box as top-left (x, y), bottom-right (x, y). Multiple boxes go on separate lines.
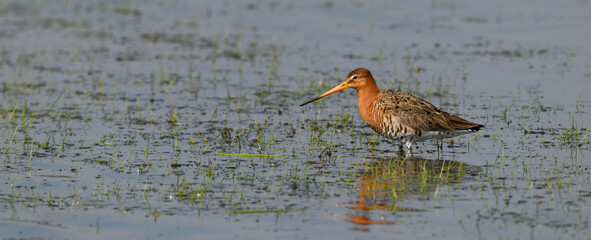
top-left (300, 68), bottom-right (483, 152)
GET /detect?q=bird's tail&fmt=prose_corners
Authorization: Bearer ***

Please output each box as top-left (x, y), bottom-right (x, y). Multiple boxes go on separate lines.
top-left (445, 113), bottom-right (484, 131)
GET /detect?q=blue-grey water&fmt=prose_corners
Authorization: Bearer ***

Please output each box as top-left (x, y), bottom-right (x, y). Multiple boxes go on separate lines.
top-left (1, 0), bottom-right (590, 239)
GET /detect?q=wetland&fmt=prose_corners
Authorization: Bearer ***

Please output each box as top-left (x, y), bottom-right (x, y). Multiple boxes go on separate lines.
top-left (1, 0), bottom-right (590, 239)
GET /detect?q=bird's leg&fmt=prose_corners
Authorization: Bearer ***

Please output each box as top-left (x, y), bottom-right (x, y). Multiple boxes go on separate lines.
top-left (405, 141), bottom-right (413, 154)
top-left (405, 150), bottom-right (412, 158)
top-left (397, 143), bottom-right (405, 156)
top-left (436, 140), bottom-right (443, 153)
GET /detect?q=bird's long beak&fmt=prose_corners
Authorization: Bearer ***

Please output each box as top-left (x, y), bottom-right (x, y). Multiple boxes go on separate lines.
top-left (300, 81), bottom-right (350, 106)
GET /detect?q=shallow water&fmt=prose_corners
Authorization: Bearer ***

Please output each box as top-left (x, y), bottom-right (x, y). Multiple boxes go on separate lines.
top-left (1, 0), bottom-right (590, 239)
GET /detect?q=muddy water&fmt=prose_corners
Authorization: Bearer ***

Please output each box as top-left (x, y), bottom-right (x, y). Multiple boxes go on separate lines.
top-left (1, 0), bottom-right (590, 239)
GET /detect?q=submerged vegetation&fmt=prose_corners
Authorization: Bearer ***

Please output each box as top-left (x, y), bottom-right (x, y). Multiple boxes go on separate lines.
top-left (0, 0), bottom-right (590, 239)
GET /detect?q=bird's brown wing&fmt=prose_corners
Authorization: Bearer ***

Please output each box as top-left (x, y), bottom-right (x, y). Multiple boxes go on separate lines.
top-left (374, 90), bottom-right (466, 135)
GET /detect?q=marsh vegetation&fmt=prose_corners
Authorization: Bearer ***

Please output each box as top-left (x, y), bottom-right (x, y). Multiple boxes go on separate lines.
top-left (1, 0), bottom-right (590, 239)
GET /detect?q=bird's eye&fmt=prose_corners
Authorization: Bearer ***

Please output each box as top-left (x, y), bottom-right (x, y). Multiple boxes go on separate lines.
top-left (352, 76), bottom-right (358, 80)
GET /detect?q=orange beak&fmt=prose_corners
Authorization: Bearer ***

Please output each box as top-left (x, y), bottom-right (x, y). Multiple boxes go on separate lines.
top-left (300, 80), bottom-right (350, 106)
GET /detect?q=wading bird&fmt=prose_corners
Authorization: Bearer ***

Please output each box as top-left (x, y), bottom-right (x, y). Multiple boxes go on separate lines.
top-left (300, 68), bottom-right (483, 152)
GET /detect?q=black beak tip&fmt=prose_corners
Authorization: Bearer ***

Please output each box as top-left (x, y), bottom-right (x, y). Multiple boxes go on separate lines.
top-left (299, 101), bottom-right (312, 107)
top-left (300, 97), bottom-right (320, 107)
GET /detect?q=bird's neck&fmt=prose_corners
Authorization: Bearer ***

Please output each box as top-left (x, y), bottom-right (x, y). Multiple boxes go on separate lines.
top-left (356, 85), bottom-right (379, 108)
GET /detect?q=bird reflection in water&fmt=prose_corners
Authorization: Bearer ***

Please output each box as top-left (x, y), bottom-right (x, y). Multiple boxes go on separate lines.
top-left (338, 155), bottom-right (481, 231)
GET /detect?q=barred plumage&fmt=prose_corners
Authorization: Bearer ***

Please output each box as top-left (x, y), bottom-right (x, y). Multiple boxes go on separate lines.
top-left (301, 68), bottom-right (484, 152)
